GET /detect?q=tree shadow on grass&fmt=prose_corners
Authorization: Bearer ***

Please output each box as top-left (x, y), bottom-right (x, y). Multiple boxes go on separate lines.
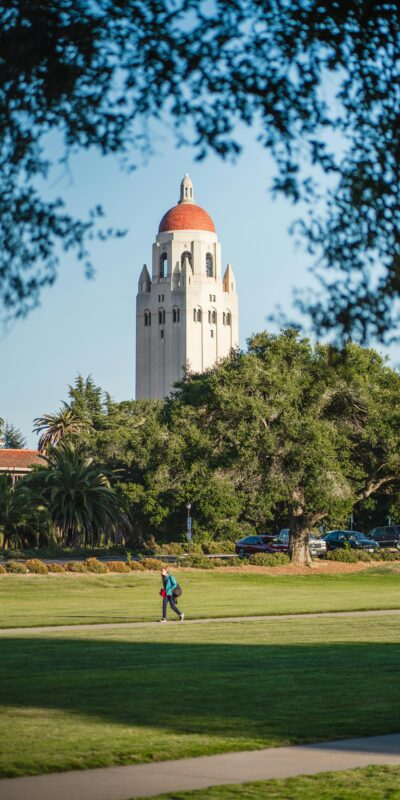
top-left (0, 637), bottom-right (399, 748)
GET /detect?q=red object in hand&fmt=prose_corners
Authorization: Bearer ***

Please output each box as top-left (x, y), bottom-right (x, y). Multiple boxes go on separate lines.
top-left (159, 589), bottom-right (166, 597)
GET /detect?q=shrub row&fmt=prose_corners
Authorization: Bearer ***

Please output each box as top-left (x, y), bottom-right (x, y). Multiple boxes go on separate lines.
top-left (327, 548), bottom-right (400, 563)
top-left (1, 558), bottom-right (167, 574)
top-left (1, 550), bottom-right (399, 574)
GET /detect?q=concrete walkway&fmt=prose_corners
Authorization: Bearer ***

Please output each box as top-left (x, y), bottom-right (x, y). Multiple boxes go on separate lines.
top-left (1, 607), bottom-right (400, 635)
top-left (1, 733), bottom-right (400, 800)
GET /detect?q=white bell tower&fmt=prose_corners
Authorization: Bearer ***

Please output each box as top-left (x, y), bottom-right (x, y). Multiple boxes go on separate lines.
top-left (135, 175), bottom-right (239, 400)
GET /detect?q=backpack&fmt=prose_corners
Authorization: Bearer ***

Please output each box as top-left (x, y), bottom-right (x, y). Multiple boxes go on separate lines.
top-left (172, 583), bottom-right (182, 598)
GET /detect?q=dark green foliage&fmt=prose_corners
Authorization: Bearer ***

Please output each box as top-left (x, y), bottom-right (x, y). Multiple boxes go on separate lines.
top-left (1, 3), bottom-right (398, 339)
top-left (202, 541), bottom-right (237, 555)
top-left (37, 444), bottom-right (128, 546)
top-left (2, 422), bottom-right (26, 449)
top-left (0, 473), bottom-right (51, 550)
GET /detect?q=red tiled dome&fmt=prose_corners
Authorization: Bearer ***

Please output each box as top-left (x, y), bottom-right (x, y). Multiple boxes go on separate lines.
top-left (158, 203), bottom-right (215, 233)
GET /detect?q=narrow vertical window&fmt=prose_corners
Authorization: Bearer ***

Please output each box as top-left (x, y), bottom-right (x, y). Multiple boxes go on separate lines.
top-left (159, 253), bottom-right (168, 279)
top-left (206, 253), bottom-right (213, 277)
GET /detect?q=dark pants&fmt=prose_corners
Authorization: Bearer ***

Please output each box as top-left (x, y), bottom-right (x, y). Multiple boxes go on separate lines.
top-left (163, 594), bottom-right (181, 619)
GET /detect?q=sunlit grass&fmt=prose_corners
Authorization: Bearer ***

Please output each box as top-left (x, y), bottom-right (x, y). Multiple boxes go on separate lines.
top-left (1, 568), bottom-right (400, 628)
top-left (0, 614), bottom-right (399, 777)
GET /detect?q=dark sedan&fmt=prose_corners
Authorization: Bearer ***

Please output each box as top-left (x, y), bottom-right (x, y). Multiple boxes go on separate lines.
top-left (235, 535), bottom-right (287, 557)
top-left (367, 526), bottom-right (400, 549)
top-left (323, 530), bottom-right (379, 552)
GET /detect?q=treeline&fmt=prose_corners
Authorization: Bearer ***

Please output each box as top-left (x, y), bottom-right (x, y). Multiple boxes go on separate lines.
top-left (2, 330), bottom-right (400, 565)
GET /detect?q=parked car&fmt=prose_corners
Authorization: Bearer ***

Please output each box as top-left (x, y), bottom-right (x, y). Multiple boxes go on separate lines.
top-left (366, 525), bottom-right (400, 549)
top-left (278, 529), bottom-right (327, 558)
top-left (322, 530), bottom-right (379, 552)
top-left (235, 535), bottom-right (287, 557)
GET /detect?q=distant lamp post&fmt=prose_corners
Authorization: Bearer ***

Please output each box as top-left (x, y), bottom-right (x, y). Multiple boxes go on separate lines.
top-left (349, 513), bottom-right (354, 531)
top-left (186, 501), bottom-right (192, 555)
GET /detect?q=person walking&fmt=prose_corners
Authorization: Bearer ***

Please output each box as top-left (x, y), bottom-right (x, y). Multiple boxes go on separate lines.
top-left (160, 566), bottom-right (184, 622)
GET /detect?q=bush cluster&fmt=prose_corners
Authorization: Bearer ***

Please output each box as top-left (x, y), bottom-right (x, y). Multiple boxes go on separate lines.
top-left (6, 560), bottom-right (28, 573)
top-left (184, 555), bottom-right (215, 569)
top-left (371, 549), bottom-right (400, 561)
top-left (250, 552), bottom-right (291, 566)
top-left (326, 548), bottom-right (394, 563)
top-left (106, 561), bottom-right (131, 573)
top-left (47, 562), bottom-right (65, 573)
top-left (84, 557), bottom-right (108, 574)
top-left (127, 560), bottom-right (145, 571)
top-left (140, 557), bottom-right (167, 571)
top-left (25, 559), bottom-right (48, 574)
top-left (66, 561), bottom-right (87, 572)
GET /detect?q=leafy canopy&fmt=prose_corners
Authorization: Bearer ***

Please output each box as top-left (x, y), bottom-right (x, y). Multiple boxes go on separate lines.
top-left (1, 1), bottom-right (398, 340)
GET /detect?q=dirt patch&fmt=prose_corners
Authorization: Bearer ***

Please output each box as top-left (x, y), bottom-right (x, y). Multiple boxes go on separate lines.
top-left (212, 561), bottom-right (400, 576)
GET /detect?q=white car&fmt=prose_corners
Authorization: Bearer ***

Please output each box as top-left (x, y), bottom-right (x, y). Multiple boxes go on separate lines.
top-left (278, 529), bottom-right (327, 558)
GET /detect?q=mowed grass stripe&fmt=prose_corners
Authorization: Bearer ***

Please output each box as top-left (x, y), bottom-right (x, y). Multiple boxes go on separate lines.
top-left (1, 568), bottom-right (400, 628)
top-left (0, 615), bottom-right (399, 778)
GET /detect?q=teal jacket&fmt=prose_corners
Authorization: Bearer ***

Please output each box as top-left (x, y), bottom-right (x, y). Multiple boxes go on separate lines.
top-left (164, 574), bottom-right (177, 596)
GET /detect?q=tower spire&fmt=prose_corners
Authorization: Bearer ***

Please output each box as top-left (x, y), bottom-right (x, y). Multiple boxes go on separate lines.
top-left (179, 173), bottom-right (194, 204)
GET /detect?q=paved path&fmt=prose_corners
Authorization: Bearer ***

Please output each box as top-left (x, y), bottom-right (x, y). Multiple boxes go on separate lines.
top-left (1, 733), bottom-right (400, 800)
top-left (1, 607), bottom-right (400, 635)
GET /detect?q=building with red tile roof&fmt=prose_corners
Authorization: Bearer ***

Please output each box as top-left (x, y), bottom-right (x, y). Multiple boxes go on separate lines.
top-left (0, 449), bottom-right (45, 484)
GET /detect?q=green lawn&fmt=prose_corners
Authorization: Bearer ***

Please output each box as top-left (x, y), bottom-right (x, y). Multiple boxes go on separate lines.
top-left (135, 766), bottom-right (400, 800)
top-left (0, 614), bottom-right (399, 777)
top-left (1, 567), bottom-right (400, 628)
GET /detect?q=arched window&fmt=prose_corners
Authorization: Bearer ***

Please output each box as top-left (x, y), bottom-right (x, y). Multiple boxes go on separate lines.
top-left (181, 250), bottom-right (192, 268)
top-left (206, 252), bottom-right (213, 277)
top-left (158, 308), bottom-right (165, 325)
top-left (159, 253), bottom-right (168, 279)
top-left (226, 311), bottom-right (231, 326)
top-left (223, 312), bottom-right (226, 325)
top-left (144, 310), bottom-right (151, 327)
top-left (208, 310), bottom-right (211, 323)
top-left (197, 308), bottom-right (202, 322)
top-left (212, 310), bottom-right (217, 324)
top-left (173, 307), bottom-right (180, 323)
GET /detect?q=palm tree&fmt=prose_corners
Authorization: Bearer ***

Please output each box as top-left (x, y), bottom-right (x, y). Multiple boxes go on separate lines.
top-left (0, 473), bottom-right (50, 549)
top-left (33, 404), bottom-right (92, 453)
top-left (42, 444), bottom-right (127, 546)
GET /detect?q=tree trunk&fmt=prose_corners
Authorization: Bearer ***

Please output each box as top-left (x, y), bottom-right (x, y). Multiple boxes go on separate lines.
top-left (289, 524), bottom-right (312, 566)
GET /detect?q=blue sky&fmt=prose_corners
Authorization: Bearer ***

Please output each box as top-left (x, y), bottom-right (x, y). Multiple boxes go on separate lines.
top-left (1, 129), bottom-right (398, 447)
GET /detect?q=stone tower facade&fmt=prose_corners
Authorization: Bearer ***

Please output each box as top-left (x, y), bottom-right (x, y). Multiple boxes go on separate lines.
top-left (135, 175), bottom-right (238, 400)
